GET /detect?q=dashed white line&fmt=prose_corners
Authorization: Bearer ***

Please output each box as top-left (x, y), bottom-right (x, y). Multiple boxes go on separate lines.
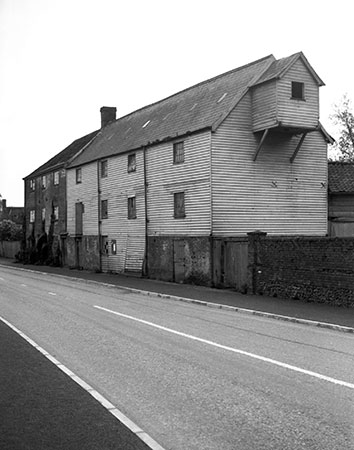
top-left (48, 292), bottom-right (57, 296)
top-left (94, 305), bottom-right (354, 391)
top-left (0, 315), bottom-right (166, 450)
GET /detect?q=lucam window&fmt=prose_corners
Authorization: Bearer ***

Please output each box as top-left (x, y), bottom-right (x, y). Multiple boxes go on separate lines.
top-left (173, 141), bottom-right (184, 164)
top-left (76, 168), bottom-right (82, 184)
top-left (128, 154), bottom-right (136, 172)
top-left (291, 81), bottom-right (305, 100)
top-left (128, 196), bottom-right (136, 219)
top-left (101, 199), bottom-right (108, 219)
top-left (101, 160), bottom-right (108, 178)
top-left (174, 192), bottom-right (185, 218)
top-left (54, 171), bottom-right (60, 185)
top-left (30, 210), bottom-right (35, 223)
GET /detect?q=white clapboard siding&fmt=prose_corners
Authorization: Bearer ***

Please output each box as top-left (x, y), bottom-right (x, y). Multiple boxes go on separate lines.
top-left (99, 151), bottom-right (146, 273)
top-left (211, 93), bottom-right (328, 236)
top-left (67, 163), bottom-right (98, 235)
top-left (251, 80), bottom-right (278, 132)
top-left (277, 58), bottom-right (319, 129)
top-left (146, 131), bottom-right (212, 236)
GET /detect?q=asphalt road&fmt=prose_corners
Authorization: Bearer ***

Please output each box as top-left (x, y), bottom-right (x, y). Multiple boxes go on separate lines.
top-left (1, 265), bottom-right (354, 450)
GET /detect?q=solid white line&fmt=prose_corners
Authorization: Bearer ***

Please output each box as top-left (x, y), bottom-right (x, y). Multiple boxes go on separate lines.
top-left (94, 305), bottom-right (354, 390)
top-left (0, 315), bottom-right (166, 450)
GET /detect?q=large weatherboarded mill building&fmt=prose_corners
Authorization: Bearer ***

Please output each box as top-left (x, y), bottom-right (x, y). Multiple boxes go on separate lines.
top-left (63, 52), bottom-right (332, 285)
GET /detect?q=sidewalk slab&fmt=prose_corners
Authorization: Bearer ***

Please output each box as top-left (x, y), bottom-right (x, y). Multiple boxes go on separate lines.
top-left (1, 257), bottom-right (353, 329)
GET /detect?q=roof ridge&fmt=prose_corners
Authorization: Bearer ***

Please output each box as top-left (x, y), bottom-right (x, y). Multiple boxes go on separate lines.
top-left (113, 54), bottom-right (275, 123)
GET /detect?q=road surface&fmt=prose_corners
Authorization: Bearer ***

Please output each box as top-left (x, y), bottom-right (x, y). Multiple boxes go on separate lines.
top-left (1, 265), bottom-right (353, 449)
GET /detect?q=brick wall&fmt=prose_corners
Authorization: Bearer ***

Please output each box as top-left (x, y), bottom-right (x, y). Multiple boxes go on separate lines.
top-left (248, 233), bottom-right (354, 307)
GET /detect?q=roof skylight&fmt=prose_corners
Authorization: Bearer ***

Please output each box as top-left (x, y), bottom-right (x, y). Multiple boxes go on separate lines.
top-left (217, 93), bottom-right (228, 103)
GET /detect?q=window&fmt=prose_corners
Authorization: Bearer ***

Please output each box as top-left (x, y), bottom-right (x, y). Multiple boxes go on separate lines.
top-left (76, 168), bottom-right (82, 184)
top-left (54, 171), bottom-right (60, 185)
top-left (174, 192), bottom-right (185, 218)
top-left (41, 175), bottom-right (47, 189)
top-left (101, 160), bottom-right (108, 178)
top-left (173, 141), bottom-right (184, 164)
top-left (42, 208), bottom-right (46, 221)
top-left (128, 154), bottom-right (136, 172)
top-left (291, 81), bottom-right (305, 100)
top-left (29, 179), bottom-right (35, 191)
top-left (30, 210), bottom-right (35, 223)
top-left (101, 199), bottom-right (108, 219)
top-left (111, 239), bottom-right (117, 255)
top-left (54, 206), bottom-right (59, 221)
top-left (128, 196), bottom-right (136, 219)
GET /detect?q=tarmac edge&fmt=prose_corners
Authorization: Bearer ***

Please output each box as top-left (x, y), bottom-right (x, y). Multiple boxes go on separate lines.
top-left (0, 314), bottom-right (167, 450)
top-left (1, 263), bottom-right (353, 334)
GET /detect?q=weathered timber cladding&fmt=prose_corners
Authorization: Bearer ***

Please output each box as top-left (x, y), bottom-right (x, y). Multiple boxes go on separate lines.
top-left (67, 163), bottom-right (98, 236)
top-left (277, 58), bottom-right (319, 129)
top-left (65, 235), bottom-right (100, 270)
top-left (249, 234), bottom-right (354, 307)
top-left (251, 80), bottom-right (277, 132)
top-left (146, 131), bottom-right (212, 236)
top-left (211, 94), bottom-right (328, 236)
top-left (100, 152), bottom-right (145, 273)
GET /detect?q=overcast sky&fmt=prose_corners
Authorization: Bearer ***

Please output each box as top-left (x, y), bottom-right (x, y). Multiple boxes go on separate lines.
top-left (1, 0), bottom-right (353, 206)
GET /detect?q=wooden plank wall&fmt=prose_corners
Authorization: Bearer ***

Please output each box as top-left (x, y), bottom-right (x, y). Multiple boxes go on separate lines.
top-left (211, 93), bottom-right (328, 236)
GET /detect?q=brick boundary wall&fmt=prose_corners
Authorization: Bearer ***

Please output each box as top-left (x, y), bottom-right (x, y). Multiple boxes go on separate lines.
top-left (248, 232), bottom-right (354, 307)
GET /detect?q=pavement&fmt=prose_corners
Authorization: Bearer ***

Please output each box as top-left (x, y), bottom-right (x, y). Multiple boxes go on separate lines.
top-left (1, 256), bottom-right (354, 449)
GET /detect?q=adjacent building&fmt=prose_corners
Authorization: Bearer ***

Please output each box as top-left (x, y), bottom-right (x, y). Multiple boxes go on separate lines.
top-left (63, 52), bottom-right (333, 283)
top-left (328, 161), bottom-right (354, 236)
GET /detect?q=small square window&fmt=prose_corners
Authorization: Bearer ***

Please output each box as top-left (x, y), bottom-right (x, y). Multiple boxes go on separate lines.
top-left (174, 192), bottom-right (185, 218)
top-left (54, 171), bottom-right (60, 185)
top-left (41, 175), bottom-right (47, 189)
top-left (76, 168), bottom-right (82, 184)
top-left (101, 199), bottom-right (108, 219)
top-left (128, 196), bottom-right (136, 219)
top-left (173, 142), bottom-right (184, 164)
top-left (101, 160), bottom-right (108, 178)
top-left (291, 81), bottom-right (304, 100)
top-left (128, 154), bottom-right (136, 172)
top-left (30, 210), bottom-right (35, 223)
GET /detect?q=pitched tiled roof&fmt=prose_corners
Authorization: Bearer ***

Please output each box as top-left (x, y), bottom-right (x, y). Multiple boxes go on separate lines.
top-left (24, 130), bottom-right (99, 179)
top-left (68, 54), bottom-right (276, 168)
top-left (328, 162), bottom-right (354, 193)
top-left (252, 52), bottom-right (325, 87)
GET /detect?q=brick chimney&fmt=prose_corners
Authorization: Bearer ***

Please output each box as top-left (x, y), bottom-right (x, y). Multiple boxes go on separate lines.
top-left (100, 106), bottom-right (117, 128)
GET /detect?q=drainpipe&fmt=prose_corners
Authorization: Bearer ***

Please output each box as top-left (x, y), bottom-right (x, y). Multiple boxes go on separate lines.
top-left (143, 146), bottom-right (148, 277)
top-left (97, 161), bottom-right (102, 272)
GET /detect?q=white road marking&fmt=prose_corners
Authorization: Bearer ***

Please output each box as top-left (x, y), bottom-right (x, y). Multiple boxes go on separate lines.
top-left (48, 292), bottom-right (57, 296)
top-left (0, 315), bottom-right (166, 450)
top-left (94, 305), bottom-right (354, 390)
top-left (0, 277), bottom-right (4, 281)
top-left (21, 284), bottom-right (27, 287)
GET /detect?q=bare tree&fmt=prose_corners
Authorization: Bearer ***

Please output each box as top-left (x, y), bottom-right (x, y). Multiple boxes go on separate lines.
top-left (330, 94), bottom-right (354, 161)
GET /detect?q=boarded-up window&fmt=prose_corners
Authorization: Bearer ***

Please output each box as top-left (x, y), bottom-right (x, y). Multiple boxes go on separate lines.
top-left (128, 196), bottom-right (136, 219)
top-left (174, 192), bottom-right (185, 218)
top-left (75, 202), bottom-right (84, 235)
top-left (101, 160), bottom-right (108, 178)
top-left (76, 168), bottom-right (82, 184)
top-left (291, 81), bottom-right (304, 100)
top-left (128, 154), bottom-right (136, 172)
top-left (101, 199), bottom-right (108, 219)
top-left (173, 141), bottom-right (184, 164)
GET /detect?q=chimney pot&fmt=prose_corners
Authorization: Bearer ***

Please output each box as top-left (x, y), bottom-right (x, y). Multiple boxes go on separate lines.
top-left (100, 106), bottom-right (117, 128)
